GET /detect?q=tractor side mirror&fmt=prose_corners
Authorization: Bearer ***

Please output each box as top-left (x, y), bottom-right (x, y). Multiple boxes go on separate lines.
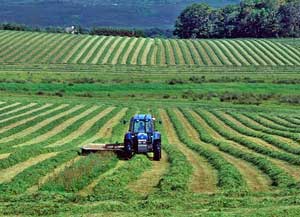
top-left (122, 120), bottom-right (127, 125)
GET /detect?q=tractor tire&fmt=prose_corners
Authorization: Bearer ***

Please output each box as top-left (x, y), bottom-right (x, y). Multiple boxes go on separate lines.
top-left (124, 140), bottom-right (133, 159)
top-left (153, 141), bottom-right (161, 161)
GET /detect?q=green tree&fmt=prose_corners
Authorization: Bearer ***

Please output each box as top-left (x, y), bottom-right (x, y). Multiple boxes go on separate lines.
top-left (277, 0), bottom-right (300, 37)
top-left (174, 3), bottom-right (213, 39)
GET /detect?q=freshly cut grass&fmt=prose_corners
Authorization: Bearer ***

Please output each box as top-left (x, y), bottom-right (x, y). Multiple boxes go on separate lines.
top-left (26, 156), bottom-right (82, 193)
top-left (159, 109), bottom-right (217, 193)
top-left (186, 110), bottom-right (271, 192)
top-left (0, 105), bottom-right (82, 143)
top-left (0, 104), bottom-right (52, 124)
top-left (47, 107), bottom-right (115, 147)
top-left (0, 103), bottom-right (36, 118)
top-left (0, 104), bottom-right (68, 135)
top-left (0, 102), bottom-right (21, 112)
top-left (78, 160), bottom-right (125, 197)
top-left (0, 153), bottom-right (10, 160)
top-left (16, 105), bottom-right (99, 147)
top-left (0, 152), bottom-right (58, 184)
top-left (110, 37), bottom-right (130, 64)
top-left (128, 151), bottom-right (169, 195)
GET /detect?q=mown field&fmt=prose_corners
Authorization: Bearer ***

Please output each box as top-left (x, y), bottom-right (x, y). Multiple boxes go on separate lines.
top-left (0, 30), bottom-right (300, 216)
top-left (0, 97), bottom-right (300, 216)
top-left (0, 30), bottom-right (299, 66)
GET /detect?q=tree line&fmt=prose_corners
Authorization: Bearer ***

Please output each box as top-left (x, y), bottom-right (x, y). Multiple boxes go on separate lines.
top-left (0, 23), bottom-right (173, 38)
top-left (174, 0), bottom-right (300, 38)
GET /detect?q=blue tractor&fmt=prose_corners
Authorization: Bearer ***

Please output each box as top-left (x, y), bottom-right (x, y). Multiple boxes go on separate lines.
top-left (124, 114), bottom-right (162, 161)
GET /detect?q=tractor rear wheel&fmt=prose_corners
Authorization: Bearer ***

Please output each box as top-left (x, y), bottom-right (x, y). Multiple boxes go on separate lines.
top-left (124, 140), bottom-right (133, 159)
top-left (153, 141), bottom-right (161, 161)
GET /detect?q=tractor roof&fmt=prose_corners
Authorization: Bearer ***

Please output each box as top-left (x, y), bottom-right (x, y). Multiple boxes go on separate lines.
top-left (133, 114), bottom-right (153, 121)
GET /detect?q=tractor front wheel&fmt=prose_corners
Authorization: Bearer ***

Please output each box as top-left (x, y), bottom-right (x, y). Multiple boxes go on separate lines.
top-left (153, 141), bottom-right (161, 161)
top-left (124, 140), bottom-right (133, 159)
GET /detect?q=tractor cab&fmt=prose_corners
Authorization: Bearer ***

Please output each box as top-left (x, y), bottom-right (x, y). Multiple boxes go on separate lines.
top-left (124, 114), bottom-right (161, 160)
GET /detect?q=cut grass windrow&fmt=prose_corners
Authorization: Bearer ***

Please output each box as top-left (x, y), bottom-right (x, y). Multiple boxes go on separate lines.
top-left (47, 107), bottom-right (115, 148)
top-left (242, 113), bottom-right (300, 141)
top-left (167, 109), bottom-right (247, 194)
top-left (0, 104), bottom-right (69, 137)
top-left (259, 114), bottom-right (300, 132)
top-left (200, 110), bottom-right (300, 165)
top-left (0, 151), bottom-right (78, 194)
top-left (156, 109), bottom-right (193, 194)
top-left (0, 102), bottom-right (21, 113)
top-left (175, 108), bottom-right (270, 192)
top-left (41, 153), bottom-right (118, 194)
top-left (160, 109), bottom-right (216, 194)
top-left (0, 103), bottom-right (37, 119)
top-left (16, 105), bottom-right (100, 147)
top-left (213, 111), bottom-right (300, 155)
top-left (91, 155), bottom-right (152, 201)
top-left (27, 155), bottom-right (82, 194)
top-left (0, 152), bottom-right (58, 184)
top-left (184, 109), bottom-right (295, 188)
top-left (0, 103), bottom-right (52, 125)
top-left (0, 105), bottom-right (83, 144)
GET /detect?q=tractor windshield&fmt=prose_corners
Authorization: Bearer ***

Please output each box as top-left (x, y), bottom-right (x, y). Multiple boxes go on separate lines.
top-left (133, 120), bottom-right (153, 133)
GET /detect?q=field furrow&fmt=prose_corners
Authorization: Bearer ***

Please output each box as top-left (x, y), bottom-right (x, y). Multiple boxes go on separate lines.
top-left (207, 41), bottom-right (233, 65)
top-left (187, 110), bottom-right (271, 192)
top-left (0, 105), bottom-right (81, 143)
top-left (28, 34), bottom-right (68, 63)
top-left (0, 152), bottom-right (58, 184)
top-left (0, 102), bottom-right (21, 112)
top-left (0, 153), bottom-right (10, 160)
top-left (101, 37), bottom-right (123, 64)
top-left (0, 104), bottom-right (68, 135)
top-left (110, 37), bottom-right (130, 64)
top-left (214, 40), bottom-right (242, 66)
top-left (164, 40), bottom-right (176, 65)
top-left (185, 40), bottom-right (203, 65)
top-left (128, 151), bottom-right (169, 195)
top-left (47, 107), bottom-right (115, 147)
top-left (78, 160), bottom-right (125, 197)
top-left (0, 103), bottom-right (36, 118)
top-left (159, 109), bottom-right (217, 193)
top-left (140, 39), bottom-right (154, 65)
top-left (80, 36), bottom-right (105, 64)
top-left (120, 37), bottom-right (138, 64)
top-left (220, 40), bottom-right (251, 66)
top-left (43, 35), bottom-right (76, 63)
top-left (72, 36), bottom-right (99, 63)
top-left (0, 104), bottom-right (52, 124)
top-left (17, 105), bottom-right (99, 147)
top-left (187, 109), bottom-right (294, 188)
top-left (95, 108), bottom-right (127, 140)
top-left (243, 40), bottom-right (276, 65)
top-left (27, 156), bottom-right (82, 193)
top-left (235, 40), bottom-right (267, 65)
top-left (129, 38), bottom-right (146, 65)
top-left (199, 41), bottom-right (223, 65)
top-left (2, 33), bottom-right (43, 62)
top-left (62, 36), bottom-right (91, 63)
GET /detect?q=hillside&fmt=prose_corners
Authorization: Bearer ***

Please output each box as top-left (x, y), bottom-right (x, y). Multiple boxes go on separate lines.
top-left (0, 0), bottom-right (239, 28)
top-left (0, 30), bottom-right (299, 66)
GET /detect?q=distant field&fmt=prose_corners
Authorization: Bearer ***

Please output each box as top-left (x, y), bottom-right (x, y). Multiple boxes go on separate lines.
top-left (0, 31), bottom-right (299, 66)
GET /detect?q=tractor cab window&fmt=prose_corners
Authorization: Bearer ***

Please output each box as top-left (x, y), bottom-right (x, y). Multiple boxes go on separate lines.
top-left (133, 120), bottom-right (153, 133)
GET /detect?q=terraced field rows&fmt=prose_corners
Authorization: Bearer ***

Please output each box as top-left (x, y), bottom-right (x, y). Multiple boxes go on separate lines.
top-left (0, 30), bottom-right (299, 66)
top-left (0, 101), bottom-right (300, 201)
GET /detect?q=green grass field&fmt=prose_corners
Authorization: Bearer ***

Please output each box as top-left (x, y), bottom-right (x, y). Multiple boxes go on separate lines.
top-left (0, 30), bottom-right (300, 66)
top-left (0, 31), bottom-right (300, 216)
